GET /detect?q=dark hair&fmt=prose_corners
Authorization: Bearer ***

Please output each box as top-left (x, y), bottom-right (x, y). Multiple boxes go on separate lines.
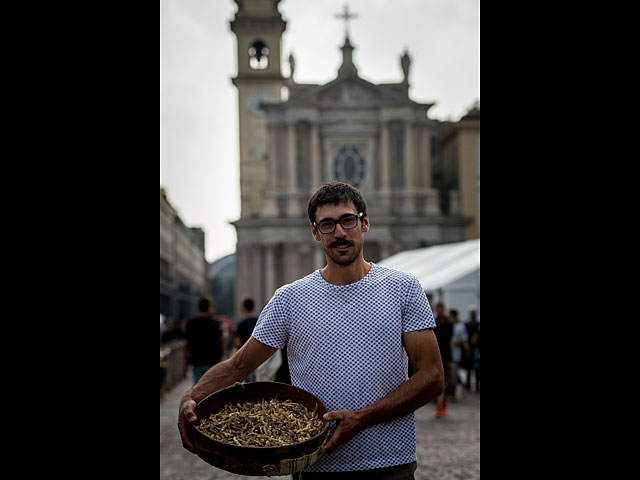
top-left (242, 298), bottom-right (255, 312)
top-left (449, 309), bottom-right (458, 318)
top-left (197, 296), bottom-right (214, 313)
top-left (307, 182), bottom-right (368, 224)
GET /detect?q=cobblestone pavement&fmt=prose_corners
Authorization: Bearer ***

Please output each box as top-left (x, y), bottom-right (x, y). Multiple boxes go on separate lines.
top-left (161, 375), bottom-right (479, 480)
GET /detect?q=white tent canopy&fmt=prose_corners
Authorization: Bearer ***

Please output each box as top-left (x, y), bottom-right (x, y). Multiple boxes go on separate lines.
top-left (378, 239), bottom-right (480, 319)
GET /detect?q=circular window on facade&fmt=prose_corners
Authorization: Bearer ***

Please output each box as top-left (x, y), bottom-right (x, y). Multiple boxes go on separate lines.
top-left (333, 145), bottom-right (366, 187)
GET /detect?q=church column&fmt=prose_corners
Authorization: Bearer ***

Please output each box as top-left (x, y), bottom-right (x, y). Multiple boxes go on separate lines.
top-left (379, 122), bottom-right (391, 212)
top-left (264, 244), bottom-right (277, 303)
top-left (268, 125), bottom-right (278, 189)
top-left (421, 125), bottom-right (431, 188)
top-left (284, 248), bottom-right (300, 284)
top-left (448, 191), bottom-right (461, 215)
top-left (277, 126), bottom-right (286, 189)
top-left (287, 122), bottom-right (296, 189)
top-left (403, 121), bottom-right (416, 214)
top-left (286, 122), bottom-right (303, 216)
top-left (310, 122), bottom-right (321, 190)
top-left (250, 247), bottom-right (263, 308)
top-left (262, 124), bottom-right (279, 216)
top-left (235, 246), bottom-right (251, 321)
top-left (313, 245), bottom-right (325, 270)
top-left (422, 125), bottom-right (440, 215)
top-left (412, 125), bottom-right (425, 214)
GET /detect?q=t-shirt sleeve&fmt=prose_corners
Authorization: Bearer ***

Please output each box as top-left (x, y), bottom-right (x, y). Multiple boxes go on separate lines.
top-left (251, 288), bottom-right (288, 349)
top-left (402, 275), bottom-right (436, 332)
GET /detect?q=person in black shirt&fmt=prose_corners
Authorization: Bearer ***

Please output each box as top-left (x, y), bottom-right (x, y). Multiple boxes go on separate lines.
top-left (464, 305), bottom-right (480, 392)
top-left (433, 302), bottom-right (453, 417)
top-left (233, 298), bottom-right (259, 351)
top-left (232, 298), bottom-right (260, 382)
top-left (185, 296), bottom-right (224, 384)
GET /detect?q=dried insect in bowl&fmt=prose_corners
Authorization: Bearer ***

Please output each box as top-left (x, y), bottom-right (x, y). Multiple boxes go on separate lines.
top-left (190, 382), bottom-right (329, 476)
top-left (196, 397), bottom-right (325, 447)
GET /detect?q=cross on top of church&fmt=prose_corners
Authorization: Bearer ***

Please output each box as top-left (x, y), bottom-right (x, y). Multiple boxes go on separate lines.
top-left (335, 4), bottom-right (358, 38)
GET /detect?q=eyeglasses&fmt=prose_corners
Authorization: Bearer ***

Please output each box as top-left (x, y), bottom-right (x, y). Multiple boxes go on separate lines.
top-left (313, 212), bottom-right (363, 234)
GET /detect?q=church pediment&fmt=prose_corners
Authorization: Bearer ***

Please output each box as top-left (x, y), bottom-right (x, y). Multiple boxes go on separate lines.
top-left (286, 76), bottom-right (422, 109)
top-left (317, 78), bottom-right (379, 106)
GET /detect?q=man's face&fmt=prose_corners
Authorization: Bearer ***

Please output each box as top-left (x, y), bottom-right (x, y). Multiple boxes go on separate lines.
top-left (311, 201), bottom-right (369, 266)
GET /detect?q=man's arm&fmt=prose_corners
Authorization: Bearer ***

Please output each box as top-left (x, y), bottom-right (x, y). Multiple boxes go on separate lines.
top-left (322, 328), bottom-right (444, 454)
top-left (178, 337), bottom-right (278, 453)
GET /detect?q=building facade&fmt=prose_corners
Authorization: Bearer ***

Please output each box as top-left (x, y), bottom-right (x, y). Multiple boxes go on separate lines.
top-left (435, 104), bottom-right (480, 240)
top-left (160, 187), bottom-right (208, 319)
top-left (230, 0), bottom-right (474, 312)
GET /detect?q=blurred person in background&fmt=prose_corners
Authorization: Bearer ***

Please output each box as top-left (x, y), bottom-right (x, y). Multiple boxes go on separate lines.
top-left (464, 305), bottom-right (480, 392)
top-left (233, 298), bottom-right (260, 382)
top-left (233, 298), bottom-right (259, 352)
top-left (184, 296), bottom-right (225, 384)
top-left (470, 322), bottom-right (480, 393)
top-left (449, 309), bottom-right (470, 400)
top-left (160, 313), bottom-right (165, 344)
top-left (433, 302), bottom-right (453, 417)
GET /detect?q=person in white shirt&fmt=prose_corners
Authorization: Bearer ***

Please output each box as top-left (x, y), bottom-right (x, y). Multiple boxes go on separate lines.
top-left (450, 309), bottom-right (470, 400)
top-left (178, 182), bottom-right (444, 479)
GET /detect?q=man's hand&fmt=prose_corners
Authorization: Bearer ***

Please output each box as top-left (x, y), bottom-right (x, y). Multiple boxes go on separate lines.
top-left (321, 409), bottom-right (366, 455)
top-left (178, 394), bottom-right (199, 454)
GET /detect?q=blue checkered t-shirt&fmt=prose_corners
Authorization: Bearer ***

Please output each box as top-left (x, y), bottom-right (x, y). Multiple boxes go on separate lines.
top-left (251, 263), bottom-right (436, 472)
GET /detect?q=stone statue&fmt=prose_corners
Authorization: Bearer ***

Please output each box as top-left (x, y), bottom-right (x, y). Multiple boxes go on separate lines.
top-left (401, 49), bottom-right (411, 82)
top-left (288, 53), bottom-right (295, 80)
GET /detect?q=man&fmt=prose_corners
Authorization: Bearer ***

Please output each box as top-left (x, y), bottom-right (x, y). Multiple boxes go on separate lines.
top-left (178, 182), bottom-right (444, 479)
top-left (184, 296), bottom-right (225, 384)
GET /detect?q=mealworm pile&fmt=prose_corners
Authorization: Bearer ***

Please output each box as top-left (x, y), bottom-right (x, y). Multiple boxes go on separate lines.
top-left (196, 397), bottom-right (325, 447)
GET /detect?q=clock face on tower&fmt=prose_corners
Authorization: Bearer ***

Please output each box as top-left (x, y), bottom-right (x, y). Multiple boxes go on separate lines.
top-left (247, 90), bottom-right (272, 116)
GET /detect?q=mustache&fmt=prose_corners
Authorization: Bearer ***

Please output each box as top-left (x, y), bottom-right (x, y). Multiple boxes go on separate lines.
top-left (329, 239), bottom-right (353, 248)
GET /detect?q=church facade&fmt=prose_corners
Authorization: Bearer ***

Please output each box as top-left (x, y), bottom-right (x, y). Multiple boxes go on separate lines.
top-left (230, 0), bottom-right (471, 311)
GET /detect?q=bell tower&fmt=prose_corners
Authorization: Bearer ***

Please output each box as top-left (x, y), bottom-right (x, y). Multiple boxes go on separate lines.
top-left (230, 0), bottom-right (286, 218)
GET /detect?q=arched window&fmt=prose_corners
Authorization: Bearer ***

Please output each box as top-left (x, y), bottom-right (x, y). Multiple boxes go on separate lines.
top-left (248, 40), bottom-right (269, 69)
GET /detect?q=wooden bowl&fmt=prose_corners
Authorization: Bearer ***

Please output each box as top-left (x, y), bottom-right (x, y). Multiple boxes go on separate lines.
top-left (189, 381), bottom-right (330, 476)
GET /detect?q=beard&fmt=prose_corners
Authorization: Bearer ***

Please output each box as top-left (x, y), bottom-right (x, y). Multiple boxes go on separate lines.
top-left (324, 237), bottom-right (364, 266)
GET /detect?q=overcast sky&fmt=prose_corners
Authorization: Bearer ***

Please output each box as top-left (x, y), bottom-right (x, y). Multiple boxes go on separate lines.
top-left (160, 0), bottom-right (479, 263)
